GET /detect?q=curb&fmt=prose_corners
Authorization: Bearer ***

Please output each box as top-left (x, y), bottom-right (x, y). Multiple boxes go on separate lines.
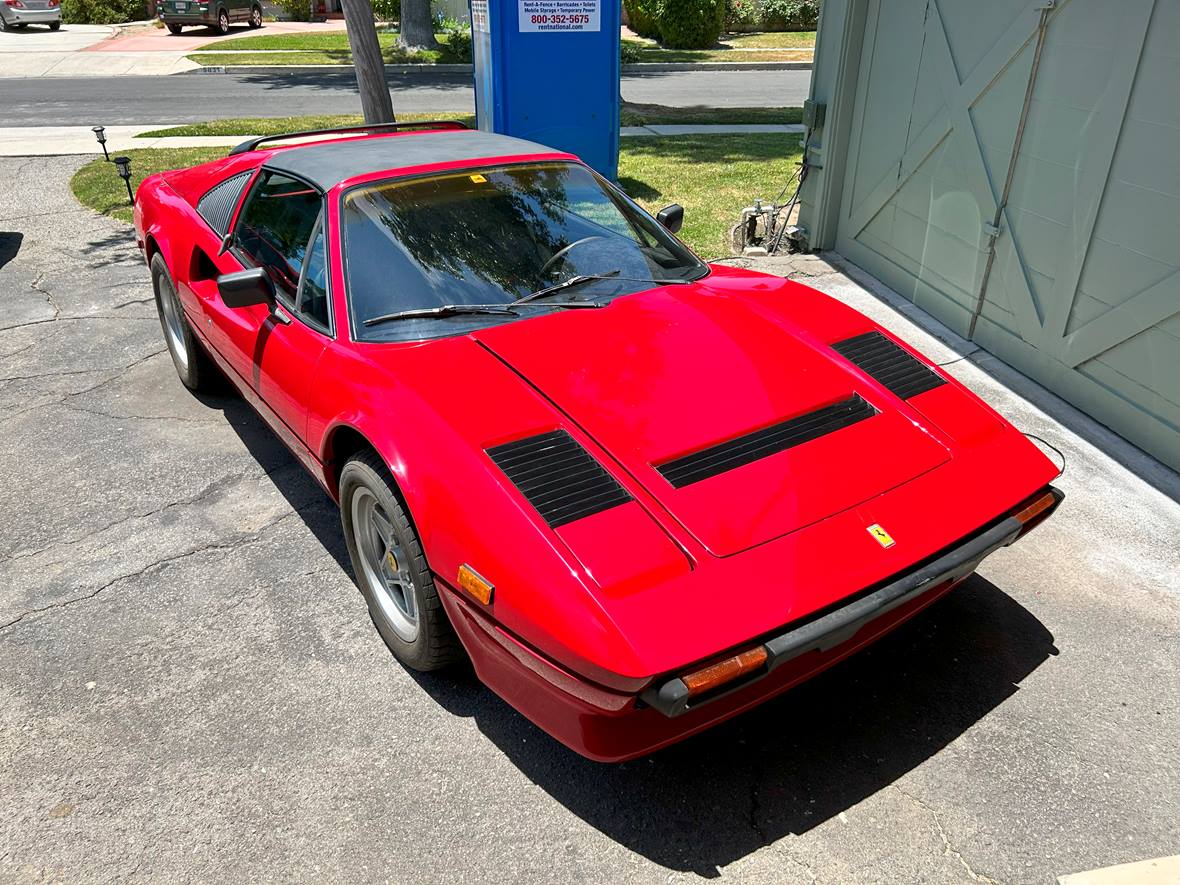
top-left (186, 60), bottom-right (812, 75)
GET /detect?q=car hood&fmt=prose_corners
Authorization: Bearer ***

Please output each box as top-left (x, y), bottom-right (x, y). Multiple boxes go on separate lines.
top-left (473, 268), bottom-right (952, 556)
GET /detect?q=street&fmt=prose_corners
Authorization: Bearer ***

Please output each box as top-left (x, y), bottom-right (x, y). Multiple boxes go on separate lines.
top-left (1, 156), bottom-right (1177, 883)
top-left (2, 68), bottom-right (812, 126)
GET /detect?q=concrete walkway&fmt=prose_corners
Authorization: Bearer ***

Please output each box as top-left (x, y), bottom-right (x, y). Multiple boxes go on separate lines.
top-left (0, 123), bottom-right (807, 156)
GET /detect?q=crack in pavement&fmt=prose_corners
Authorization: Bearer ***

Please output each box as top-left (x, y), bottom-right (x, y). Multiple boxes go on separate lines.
top-left (29, 272), bottom-right (61, 322)
top-left (892, 784), bottom-right (1001, 884)
top-left (0, 508), bottom-right (309, 636)
top-left (0, 462), bottom-right (305, 567)
top-left (61, 400), bottom-right (224, 426)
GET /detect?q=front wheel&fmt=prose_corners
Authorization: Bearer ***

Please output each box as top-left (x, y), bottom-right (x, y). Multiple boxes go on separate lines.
top-left (166, 22), bottom-right (183, 34)
top-left (339, 450), bottom-right (462, 672)
top-left (248, 4), bottom-right (262, 27)
top-left (150, 252), bottom-right (216, 392)
top-left (48, 20), bottom-right (60, 30)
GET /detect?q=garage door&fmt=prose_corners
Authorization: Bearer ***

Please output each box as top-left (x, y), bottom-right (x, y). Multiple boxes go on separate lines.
top-left (833, 0), bottom-right (1180, 470)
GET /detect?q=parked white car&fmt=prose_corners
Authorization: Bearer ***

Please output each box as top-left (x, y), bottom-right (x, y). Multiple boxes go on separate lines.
top-left (0, 0), bottom-right (62, 31)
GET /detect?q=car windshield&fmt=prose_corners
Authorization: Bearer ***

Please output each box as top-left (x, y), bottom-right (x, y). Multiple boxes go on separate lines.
top-left (341, 161), bottom-right (707, 339)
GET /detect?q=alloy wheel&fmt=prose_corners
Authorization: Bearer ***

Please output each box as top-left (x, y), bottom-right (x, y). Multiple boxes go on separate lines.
top-left (350, 486), bottom-right (419, 642)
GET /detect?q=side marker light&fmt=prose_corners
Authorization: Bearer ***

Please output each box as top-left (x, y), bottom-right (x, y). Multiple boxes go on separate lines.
top-left (458, 564), bottom-right (494, 605)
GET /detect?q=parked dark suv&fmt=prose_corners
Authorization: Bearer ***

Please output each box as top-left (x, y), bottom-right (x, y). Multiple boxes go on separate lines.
top-left (159, 0), bottom-right (262, 35)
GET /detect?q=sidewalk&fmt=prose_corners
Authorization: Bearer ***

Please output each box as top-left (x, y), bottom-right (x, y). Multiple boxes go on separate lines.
top-left (0, 20), bottom-right (348, 78)
top-left (0, 123), bottom-right (806, 156)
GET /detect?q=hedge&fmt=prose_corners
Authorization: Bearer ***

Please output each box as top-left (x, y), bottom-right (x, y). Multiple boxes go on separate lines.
top-left (61, 0), bottom-right (146, 23)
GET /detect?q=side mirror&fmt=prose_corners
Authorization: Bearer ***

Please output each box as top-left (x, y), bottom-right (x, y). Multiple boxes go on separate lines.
top-left (217, 267), bottom-right (275, 309)
top-left (656, 203), bottom-right (684, 234)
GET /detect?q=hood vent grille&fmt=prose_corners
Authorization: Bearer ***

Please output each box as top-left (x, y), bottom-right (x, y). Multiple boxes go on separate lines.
top-left (656, 394), bottom-right (877, 489)
top-left (487, 430), bottom-right (632, 528)
top-left (832, 331), bottom-right (946, 400)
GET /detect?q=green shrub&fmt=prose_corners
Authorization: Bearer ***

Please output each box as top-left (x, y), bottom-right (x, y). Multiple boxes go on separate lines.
top-left (624, 0), bottom-right (660, 39)
top-left (273, 0), bottom-right (310, 21)
top-left (437, 24), bottom-right (471, 62)
top-left (725, 0), bottom-right (818, 31)
top-left (61, 0), bottom-right (146, 23)
top-left (371, 0), bottom-right (399, 22)
top-left (656, 0), bottom-right (724, 48)
top-left (620, 39), bottom-right (644, 63)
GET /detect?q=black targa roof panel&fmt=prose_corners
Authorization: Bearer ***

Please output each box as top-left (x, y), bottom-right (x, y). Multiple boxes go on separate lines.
top-left (260, 130), bottom-right (562, 191)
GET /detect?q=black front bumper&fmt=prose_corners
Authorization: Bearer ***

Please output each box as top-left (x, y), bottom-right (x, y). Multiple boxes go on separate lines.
top-left (641, 487), bottom-right (1064, 717)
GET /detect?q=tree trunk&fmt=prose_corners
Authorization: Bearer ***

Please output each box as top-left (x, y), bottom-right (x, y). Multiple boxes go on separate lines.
top-left (399, 0), bottom-right (439, 50)
top-left (341, 0), bottom-right (395, 124)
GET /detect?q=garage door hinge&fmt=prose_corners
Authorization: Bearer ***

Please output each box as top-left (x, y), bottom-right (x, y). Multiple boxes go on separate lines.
top-left (982, 220), bottom-right (1002, 239)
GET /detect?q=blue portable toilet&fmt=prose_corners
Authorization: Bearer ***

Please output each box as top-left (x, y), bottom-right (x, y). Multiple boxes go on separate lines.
top-left (469, 0), bottom-right (621, 179)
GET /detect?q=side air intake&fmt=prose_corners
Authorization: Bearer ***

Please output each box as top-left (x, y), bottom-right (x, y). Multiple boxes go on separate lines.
top-left (832, 331), bottom-right (946, 400)
top-left (656, 394), bottom-right (877, 488)
top-left (487, 430), bottom-right (632, 529)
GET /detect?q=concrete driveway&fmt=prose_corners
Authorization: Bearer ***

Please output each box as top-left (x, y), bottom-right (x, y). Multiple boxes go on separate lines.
top-left (1, 156), bottom-right (1177, 884)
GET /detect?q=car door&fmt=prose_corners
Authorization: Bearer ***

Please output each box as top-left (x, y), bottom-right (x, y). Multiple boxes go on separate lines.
top-left (213, 170), bottom-right (329, 453)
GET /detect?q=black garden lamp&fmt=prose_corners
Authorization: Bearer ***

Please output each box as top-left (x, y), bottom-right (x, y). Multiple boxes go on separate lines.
top-left (92, 126), bottom-right (109, 161)
top-left (114, 156), bottom-right (134, 206)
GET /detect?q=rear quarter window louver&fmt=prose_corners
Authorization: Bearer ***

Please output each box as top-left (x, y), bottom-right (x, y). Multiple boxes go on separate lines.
top-left (196, 171), bottom-right (253, 236)
top-left (486, 430), bottom-right (632, 529)
top-left (832, 331), bottom-right (946, 400)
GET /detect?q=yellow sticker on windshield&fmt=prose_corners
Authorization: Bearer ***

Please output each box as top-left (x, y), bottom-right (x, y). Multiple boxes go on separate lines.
top-left (469, 173), bottom-right (488, 183)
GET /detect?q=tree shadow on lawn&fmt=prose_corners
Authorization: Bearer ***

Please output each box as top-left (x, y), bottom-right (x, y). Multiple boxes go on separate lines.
top-left (193, 381), bottom-right (1057, 878)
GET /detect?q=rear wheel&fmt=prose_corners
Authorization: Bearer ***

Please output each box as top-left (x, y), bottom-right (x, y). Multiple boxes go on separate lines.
top-left (48, 20), bottom-right (60, 29)
top-left (248, 4), bottom-right (262, 27)
top-left (0, 15), bottom-right (8, 31)
top-left (150, 252), bottom-right (216, 392)
top-left (214, 8), bottom-right (229, 33)
top-left (167, 22), bottom-right (183, 33)
top-left (339, 450), bottom-right (462, 672)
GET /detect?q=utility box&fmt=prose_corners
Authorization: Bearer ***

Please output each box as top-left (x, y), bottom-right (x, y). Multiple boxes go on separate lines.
top-left (469, 0), bottom-right (620, 179)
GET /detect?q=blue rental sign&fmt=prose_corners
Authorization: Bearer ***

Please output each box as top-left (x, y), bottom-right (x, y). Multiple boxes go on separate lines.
top-left (469, 0), bottom-right (621, 179)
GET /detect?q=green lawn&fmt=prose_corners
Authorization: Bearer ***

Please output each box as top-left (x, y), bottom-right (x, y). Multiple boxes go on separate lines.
top-left (136, 104), bottom-right (801, 138)
top-left (71, 133), bottom-right (802, 256)
top-left (189, 30), bottom-right (464, 65)
top-left (722, 30), bottom-right (816, 48)
top-left (190, 29), bottom-right (812, 66)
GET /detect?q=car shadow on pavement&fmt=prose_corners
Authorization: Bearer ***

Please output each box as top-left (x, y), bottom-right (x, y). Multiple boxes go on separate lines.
top-left (0, 232), bottom-right (22, 270)
top-left (410, 574), bottom-right (1057, 878)
top-left (191, 386), bottom-right (1057, 877)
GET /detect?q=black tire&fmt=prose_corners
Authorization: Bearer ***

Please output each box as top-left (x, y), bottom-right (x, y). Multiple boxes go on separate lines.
top-left (339, 450), bottom-right (462, 672)
top-left (0, 15), bottom-right (8, 31)
top-left (48, 20), bottom-right (60, 29)
top-left (248, 4), bottom-right (262, 27)
top-left (167, 22), bottom-right (183, 34)
top-left (215, 8), bottom-right (229, 33)
top-left (150, 252), bottom-right (216, 392)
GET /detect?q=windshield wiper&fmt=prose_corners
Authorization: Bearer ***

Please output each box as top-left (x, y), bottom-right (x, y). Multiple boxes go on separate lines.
top-left (512, 270), bottom-right (695, 306)
top-left (363, 303), bottom-right (519, 327)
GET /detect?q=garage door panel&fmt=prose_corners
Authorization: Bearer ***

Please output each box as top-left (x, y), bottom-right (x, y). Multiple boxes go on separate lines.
top-left (1088, 180), bottom-right (1180, 269)
top-left (937, 0), bottom-right (1031, 80)
top-left (1113, 118), bottom-right (1180, 200)
top-left (1079, 355), bottom-right (1180, 434)
top-left (1084, 330), bottom-right (1180, 416)
top-left (847, 0), bottom-right (927, 213)
top-left (832, 0), bottom-right (1179, 468)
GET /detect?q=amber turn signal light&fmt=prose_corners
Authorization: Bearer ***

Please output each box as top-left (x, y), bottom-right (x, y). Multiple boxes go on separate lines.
top-left (1012, 489), bottom-right (1058, 535)
top-left (682, 646), bottom-right (769, 698)
top-left (458, 564), bottom-right (494, 605)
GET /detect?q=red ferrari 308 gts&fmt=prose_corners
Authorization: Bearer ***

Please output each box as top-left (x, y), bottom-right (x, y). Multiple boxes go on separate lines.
top-left (134, 122), bottom-right (1062, 761)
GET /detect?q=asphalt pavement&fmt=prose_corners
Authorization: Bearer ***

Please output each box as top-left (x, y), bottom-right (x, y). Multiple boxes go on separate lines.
top-left (2, 68), bottom-right (812, 126)
top-left (1, 157), bottom-right (1177, 884)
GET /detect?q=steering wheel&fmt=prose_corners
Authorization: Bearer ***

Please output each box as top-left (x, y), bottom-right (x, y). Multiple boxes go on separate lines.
top-left (539, 236), bottom-right (607, 278)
